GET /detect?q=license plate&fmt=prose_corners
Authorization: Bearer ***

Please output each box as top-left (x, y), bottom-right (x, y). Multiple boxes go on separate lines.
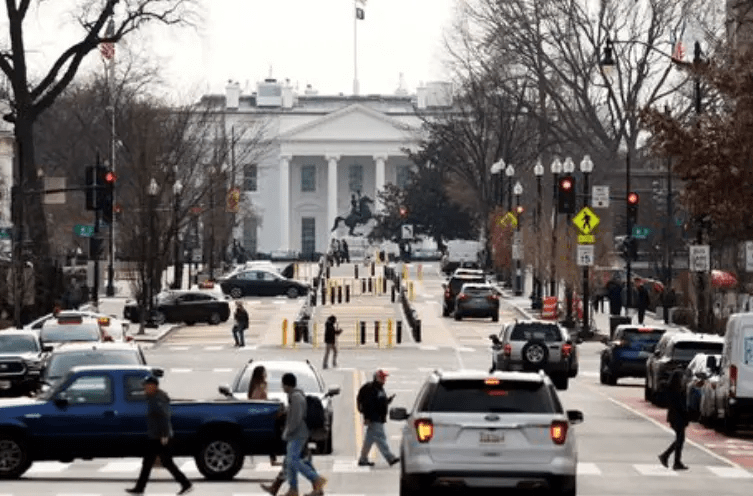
top-left (0, 380), bottom-right (11, 389)
top-left (479, 431), bottom-right (504, 443)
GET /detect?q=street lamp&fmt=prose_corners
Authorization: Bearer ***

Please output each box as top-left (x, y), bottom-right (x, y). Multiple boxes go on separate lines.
top-left (513, 181), bottom-right (523, 296)
top-left (141, 178), bottom-right (159, 335)
top-left (533, 160), bottom-right (544, 308)
top-left (172, 180), bottom-right (183, 289)
top-left (491, 159), bottom-right (505, 206)
top-left (550, 157), bottom-right (563, 297)
top-left (562, 156), bottom-right (576, 325)
top-left (579, 155), bottom-right (594, 335)
top-left (505, 164), bottom-right (515, 212)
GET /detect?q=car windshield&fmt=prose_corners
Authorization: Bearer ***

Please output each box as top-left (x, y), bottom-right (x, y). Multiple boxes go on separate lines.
top-left (623, 329), bottom-right (664, 344)
top-left (510, 324), bottom-right (562, 342)
top-left (450, 278), bottom-right (484, 293)
top-left (462, 286), bottom-right (493, 296)
top-left (44, 350), bottom-right (141, 380)
top-left (236, 366), bottom-right (320, 394)
top-left (40, 324), bottom-right (100, 343)
top-left (672, 341), bottom-right (724, 361)
top-left (427, 379), bottom-right (558, 413)
top-left (0, 335), bottom-right (38, 353)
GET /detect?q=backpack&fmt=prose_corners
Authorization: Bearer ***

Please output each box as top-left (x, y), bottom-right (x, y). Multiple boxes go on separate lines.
top-left (356, 382), bottom-right (372, 413)
top-left (305, 395), bottom-right (326, 431)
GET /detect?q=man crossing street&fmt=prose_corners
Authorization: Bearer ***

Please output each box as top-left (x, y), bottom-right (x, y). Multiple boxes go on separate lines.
top-left (357, 369), bottom-right (400, 467)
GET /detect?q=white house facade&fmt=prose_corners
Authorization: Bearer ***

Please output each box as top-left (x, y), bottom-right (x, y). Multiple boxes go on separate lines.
top-left (200, 79), bottom-right (451, 257)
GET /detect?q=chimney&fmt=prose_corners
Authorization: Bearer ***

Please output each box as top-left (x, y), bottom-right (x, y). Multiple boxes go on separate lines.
top-left (226, 80), bottom-right (240, 109)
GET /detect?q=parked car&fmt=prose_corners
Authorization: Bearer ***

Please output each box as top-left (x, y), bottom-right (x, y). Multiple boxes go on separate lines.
top-left (38, 342), bottom-right (148, 392)
top-left (489, 320), bottom-right (577, 390)
top-left (644, 332), bottom-right (724, 405)
top-left (218, 359), bottom-right (340, 454)
top-left (38, 315), bottom-right (105, 350)
top-left (218, 269), bottom-right (310, 299)
top-left (0, 366), bottom-right (284, 480)
top-left (0, 330), bottom-right (46, 396)
top-left (600, 325), bottom-right (668, 385)
top-left (452, 283), bottom-right (499, 321)
top-left (442, 274), bottom-right (485, 317)
top-left (683, 353), bottom-right (722, 422)
top-left (123, 290), bottom-right (231, 325)
top-left (713, 313), bottom-right (753, 433)
top-left (698, 355), bottom-right (723, 427)
top-left (389, 369), bottom-right (583, 496)
top-left (24, 310), bottom-right (130, 341)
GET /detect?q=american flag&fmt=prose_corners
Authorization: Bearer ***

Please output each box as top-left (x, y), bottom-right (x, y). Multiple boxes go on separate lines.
top-left (100, 19), bottom-right (115, 60)
top-left (671, 39), bottom-right (686, 62)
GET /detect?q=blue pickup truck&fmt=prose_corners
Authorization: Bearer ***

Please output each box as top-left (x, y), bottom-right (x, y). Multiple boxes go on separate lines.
top-left (0, 365), bottom-right (283, 480)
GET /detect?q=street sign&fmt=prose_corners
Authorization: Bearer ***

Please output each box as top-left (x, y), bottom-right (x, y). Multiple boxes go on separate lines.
top-left (512, 244), bottom-right (522, 260)
top-left (0, 227), bottom-right (10, 240)
top-left (632, 226), bottom-right (651, 239)
top-left (577, 245), bottom-right (595, 266)
top-left (74, 224), bottom-right (95, 237)
top-left (498, 211), bottom-right (518, 228)
top-left (573, 207), bottom-right (599, 235)
top-left (592, 185), bottom-right (610, 208)
top-left (746, 241), bottom-right (753, 272)
top-left (689, 245), bottom-right (710, 272)
top-left (401, 224), bottom-right (414, 240)
top-left (578, 234), bottom-right (595, 244)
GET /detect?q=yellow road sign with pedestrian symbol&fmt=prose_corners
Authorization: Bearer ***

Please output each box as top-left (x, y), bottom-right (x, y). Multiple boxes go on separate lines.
top-left (573, 206), bottom-right (599, 235)
top-left (497, 211), bottom-right (518, 228)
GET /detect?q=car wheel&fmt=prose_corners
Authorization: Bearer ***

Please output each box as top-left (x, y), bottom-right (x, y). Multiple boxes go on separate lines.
top-left (286, 287), bottom-right (299, 298)
top-left (152, 311), bottom-right (166, 326)
top-left (553, 374), bottom-right (569, 390)
top-left (208, 312), bottom-right (222, 325)
top-left (492, 313), bottom-right (499, 322)
top-left (722, 407), bottom-right (737, 435)
top-left (454, 311), bottom-right (462, 321)
top-left (316, 430), bottom-right (334, 455)
top-left (230, 287), bottom-right (243, 299)
top-left (644, 377), bottom-right (652, 402)
top-left (0, 435), bottom-right (32, 479)
top-left (442, 306), bottom-right (449, 317)
top-left (552, 478), bottom-right (576, 496)
top-left (399, 472), bottom-right (427, 496)
top-left (184, 321), bottom-right (196, 326)
top-left (521, 340), bottom-right (549, 370)
top-left (600, 362), bottom-right (616, 386)
top-left (194, 435), bottom-right (244, 480)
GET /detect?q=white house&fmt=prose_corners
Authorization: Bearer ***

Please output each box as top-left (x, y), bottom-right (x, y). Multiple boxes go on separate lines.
top-left (199, 79), bottom-right (452, 257)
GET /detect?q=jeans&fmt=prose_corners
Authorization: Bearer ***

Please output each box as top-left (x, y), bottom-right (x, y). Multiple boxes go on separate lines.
top-left (359, 421), bottom-right (396, 463)
top-left (661, 426), bottom-right (685, 464)
top-left (323, 343), bottom-right (337, 368)
top-left (133, 438), bottom-right (191, 491)
top-left (286, 436), bottom-right (319, 491)
top-left (232, 325), bottom-right (246, 346)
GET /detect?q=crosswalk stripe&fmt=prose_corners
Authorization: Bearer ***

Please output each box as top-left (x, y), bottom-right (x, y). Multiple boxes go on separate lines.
top-left (204, 345), bottom-right (223, 350)
top-left (707, 466), bottom-right (753, 478)
top-left (98, 460), bottom-right (142, 472)
top-left (577, 462), bottom-right (602, 475)
top-left (633, 464), bottom-right (678, 476)
top-left (26, 461), bottom-right (67, 473)
top-left (179, 459), bottom-right (199, 473)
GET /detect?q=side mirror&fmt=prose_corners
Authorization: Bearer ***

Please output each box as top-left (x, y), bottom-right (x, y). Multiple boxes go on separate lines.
top-left (654, 349), bottom-right (661, 356)
top-left (54, 396), bottom-right (69, 408)
top-left (42, 345), bottom-right (54, 353)
top-left (151, 367), bottom-right (164, 378)
top-left (567, 410), bottom-right (584, 424)
top-left (218, 385), bottom-right (233, 398)
top-left (706, 355), bottom-right (718, 371)
top-left (488, 334), bottom-right (501, 345)
top-left (389, 406), bottom-right (409, 421)
top-left (326, 386), bottom-right (341, 398)
top-left (600, 337), bottom-right (609, 345)
top-left (575, 337), bottom-right (584, 345)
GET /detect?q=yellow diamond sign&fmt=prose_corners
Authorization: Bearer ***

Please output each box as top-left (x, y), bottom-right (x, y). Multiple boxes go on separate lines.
top-left (573, 207), bottom-right (599, 235)
top-left (497, 211), bottom-right (518, 228)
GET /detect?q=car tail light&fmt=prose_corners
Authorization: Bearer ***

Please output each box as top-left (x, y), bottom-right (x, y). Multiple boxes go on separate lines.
top-left (458, 293), bottom-right (468, 300)
top-left (414, 418), bottom-right (434, 443)
top-left (550, 420), bottom-right (568, 445)
top-left (503, 344), bottom-right (512, 357)
top-left (125, 336), bottom-right (134, 342)
top-left (562, 343), bottom-right (573, 357)
top-left (444, 289), bottom-right (451, 299)
top-left (488, 293), bottom-right (499, 300)
top-left (730, 365), bottom-right (738, 398)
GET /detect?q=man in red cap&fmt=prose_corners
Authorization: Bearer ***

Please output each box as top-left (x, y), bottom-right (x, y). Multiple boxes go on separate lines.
top-left (356, 369), bottom-right (399, 467)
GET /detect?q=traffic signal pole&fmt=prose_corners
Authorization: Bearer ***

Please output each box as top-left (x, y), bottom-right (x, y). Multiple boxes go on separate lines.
top-left (626, 152), bottom-right (632, 314)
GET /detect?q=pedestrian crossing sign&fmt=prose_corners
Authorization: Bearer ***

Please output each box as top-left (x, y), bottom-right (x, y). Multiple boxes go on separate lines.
top-left (573, 207), bottom-right (599, 235)
top-left (497, 211), bottom-right (518, 228)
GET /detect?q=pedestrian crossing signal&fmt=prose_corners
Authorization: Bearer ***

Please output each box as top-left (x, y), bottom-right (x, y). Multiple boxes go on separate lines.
top-left (558, 175), bottom-right (576, 214)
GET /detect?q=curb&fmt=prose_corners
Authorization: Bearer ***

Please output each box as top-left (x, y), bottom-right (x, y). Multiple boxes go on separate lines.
top-left (132, 323), bottom-right (182, 344)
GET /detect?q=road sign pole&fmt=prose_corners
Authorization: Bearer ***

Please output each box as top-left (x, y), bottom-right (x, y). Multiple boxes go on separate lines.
top-left (582, 172), bottom-right (590, 337)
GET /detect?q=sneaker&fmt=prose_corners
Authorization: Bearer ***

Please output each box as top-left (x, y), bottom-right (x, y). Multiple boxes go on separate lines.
top-left (358, 460), bottom-right (375, 467)
top-left (658, 454), bottom-right (669, 468)
top-left (125, 489), bottom-right (144, 495)
top-left (673, 463), bottom-right (689, 471)
top-left (388, 457), bottom-right (401, 467)
top-left (177, 484), bottom-right (194, 495)
top-left (312, 476), bottom-right (327, 492)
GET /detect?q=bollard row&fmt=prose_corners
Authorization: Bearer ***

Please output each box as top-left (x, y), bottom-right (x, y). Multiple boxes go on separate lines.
top-left (280, 318), bottom-right (404, 347)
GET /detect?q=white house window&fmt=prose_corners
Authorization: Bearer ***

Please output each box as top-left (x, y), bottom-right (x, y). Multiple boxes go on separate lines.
top-left (244, 164), bottom-right (257, 192)
top-left (301, 165), bottom-right (316, 192)
top-left (349, 164), bottom-right (363, 193)
top-left (396, 165), bottom-right (412, 189)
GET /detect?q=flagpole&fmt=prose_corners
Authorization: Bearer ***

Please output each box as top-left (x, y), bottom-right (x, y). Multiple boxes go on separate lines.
top-left (353, 0), bottom-right (359, 95)
top-left (105, 20), bottom-right (117, 298)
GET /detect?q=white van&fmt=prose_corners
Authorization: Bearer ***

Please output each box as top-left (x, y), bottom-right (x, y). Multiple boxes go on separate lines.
top-left (715, 313), bottom-right (753, 432)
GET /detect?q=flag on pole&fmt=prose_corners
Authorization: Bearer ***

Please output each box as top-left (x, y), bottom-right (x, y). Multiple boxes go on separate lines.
top-left (670, 21), bottom-right (687, 62)
top-left (100, 19), bottom-right (115, 60)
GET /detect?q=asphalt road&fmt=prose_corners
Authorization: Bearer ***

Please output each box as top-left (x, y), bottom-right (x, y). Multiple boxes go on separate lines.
top-left (3, 267), bottom-right (753, 495)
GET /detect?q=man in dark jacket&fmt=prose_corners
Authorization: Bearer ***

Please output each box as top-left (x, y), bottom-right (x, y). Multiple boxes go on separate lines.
top-left (637, 283), bottom-right (650, 324)
top-left (323, 315), bottom-right (343, 369)
top-left (232, 301), bottom-right (249, 347)
top-left (659, 370), bottom-right (689, 470)
top-left (357, 369), bottom-right (400, 467)
top-left (126, 375), bottom-right (193, 495)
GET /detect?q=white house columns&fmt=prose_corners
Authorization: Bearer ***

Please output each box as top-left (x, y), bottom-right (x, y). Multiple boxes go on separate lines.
top-left (326, 154), bottom-right (340, 232)
top-left (279, 155), bottom-right (291, 250)
top-left (374, 154), bottom-right (387, 211)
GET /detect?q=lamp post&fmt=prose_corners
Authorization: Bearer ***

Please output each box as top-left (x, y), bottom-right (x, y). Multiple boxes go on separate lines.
top-left (562, 157), bottom-right (575, 325)
top-left (172, 180), bottom-right (183, 289)
top-left (550, 157), bottom-right (562, 297)
top-left (534, 159), bottom-right (544, 309)
top-left (140, 178), bottom-right (159, 335)
top-left (505, 164), bottom-right (515, 213)
top-left (580, 155), bottom-right (594, 335)
top-left (491, 159), bottom-right (505, 206)
top-left (514, 181), bottom-right (523, 296)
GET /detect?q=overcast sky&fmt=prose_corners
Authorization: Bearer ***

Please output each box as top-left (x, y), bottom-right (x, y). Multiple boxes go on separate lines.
top-left (17, 0), bottom-right (457, 102)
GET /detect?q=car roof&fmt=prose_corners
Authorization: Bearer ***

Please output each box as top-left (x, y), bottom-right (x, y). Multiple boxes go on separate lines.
top-left (512, 319), bottom-right (562, 327)
top-left (459, 283), bottom-right (493, 289)
top-left (68, 364), bottom-right (153, 374)
top-left (666, 332), bottom-right (724, 343)
top-left (51, 342), bottom-right (140, 353)
top-left (432, 369), bottom-right (548, 383)
top-left (244, 359), bottom-right (316, 374)
top-left (0, 330), bottom-right (39, 338)
top-left (615, 324), bottom-right (668, 332)
top-left (41, 316), bottom-right (100, 329)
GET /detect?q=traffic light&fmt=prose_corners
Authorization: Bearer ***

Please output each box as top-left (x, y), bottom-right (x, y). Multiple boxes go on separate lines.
top-left (99, 168), bottom-right (116, 224)
top-left (557, 175), bottom-right (576, 214)
top-left (627, 191), bottom-right (639, 225)
top-left (399, 206), bottom-right (408, 218)
top-left (515, 205), bottom-right (525, 218)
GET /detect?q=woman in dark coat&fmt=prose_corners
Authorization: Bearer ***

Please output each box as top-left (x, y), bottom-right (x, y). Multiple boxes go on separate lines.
top-left (659, 370), bottom-right (689, 470)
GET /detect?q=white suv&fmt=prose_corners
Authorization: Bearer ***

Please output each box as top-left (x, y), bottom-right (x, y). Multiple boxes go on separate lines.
top-left (389, 369), bottom-right (583, 496)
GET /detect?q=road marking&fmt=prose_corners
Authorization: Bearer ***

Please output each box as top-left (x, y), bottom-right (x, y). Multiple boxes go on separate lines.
top-left (204, 345), bottom-right (223, 351)
top-left (248, 461), bottom-right (280, 472)
top-left (420, 345), bottom-right (439, 351)
top-left (98, 460), bottom-right (142, 472)
top-left (26, 461), bottom-right (68, 473)
top-left (179, 459), bottom-right (199, 473)
top-left (169, 368), bottom-right (192, 373)
top-left (213, 368), bottom-right (234, 373)
top-left (457, 346), bottom-right (475, 353)
top-left (390, 389), bottom-right (415, 393)
top-left (418, 367), bottom-right (435, 373)
top-left (577, 462), bottom-right (602, 475)
top-left (633, 464), bottom-right (678, 476)
top-left (333, 459), bottom-right (371, 473)
top-left (168, 346), bottom-right (189, 351)
top-left (707, 466), bottom-right (753, 478)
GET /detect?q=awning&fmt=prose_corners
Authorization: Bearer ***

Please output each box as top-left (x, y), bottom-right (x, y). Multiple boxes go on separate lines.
top-left (711, 270), bottom-right (738, 289)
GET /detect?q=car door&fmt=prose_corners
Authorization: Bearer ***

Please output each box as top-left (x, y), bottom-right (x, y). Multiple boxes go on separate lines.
top-left (171, 293), bottom-right (196, 322)
top-left (192, 293), bottom-right (215, 321)
top-left (117, 373), bottom-right (150, 457)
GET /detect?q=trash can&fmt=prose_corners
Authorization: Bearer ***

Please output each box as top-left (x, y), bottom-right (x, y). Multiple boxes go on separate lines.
top-left (609, 316), bottom-right (632, 339)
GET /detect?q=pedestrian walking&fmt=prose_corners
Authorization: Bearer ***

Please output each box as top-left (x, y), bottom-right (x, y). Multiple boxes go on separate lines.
top-left (637, 283), bottom-right (649, 325)
top-left (232, 301), bottom-right (249, 347)
top-left (607, 280), bottom-right (622, 317)
top-left (323, 315), bottom-right (343, 369)
top-left (356, 369), bottom-right (400, 467)
top-left (248, 366), bottom-right (282, 469)
top-left (659, 370), bottom-right (689, 470)
top-left (126, 375), bottom-right (193, 495)
top-left (280, 372), bottom-right (327, 496)
top-left (341, 239), bottom-right (350, 263)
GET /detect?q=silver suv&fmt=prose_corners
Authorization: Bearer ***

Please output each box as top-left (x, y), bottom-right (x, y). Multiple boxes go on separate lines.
top-left (390, 370), bottom-right (583, 496)
top-left (489, 320), bottom-right (578, 390)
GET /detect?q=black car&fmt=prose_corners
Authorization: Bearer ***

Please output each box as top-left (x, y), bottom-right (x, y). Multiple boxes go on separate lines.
top-left (600, 325), bottom-right (667, 385)
top-left (453, 283), bottom-right (499, 321)
top-left (0, 330), bottom-right (46, 396)
top-left (219, 359), bottom-right (340, 454)
top-left (218, 268), bottom-right (310, 298)
top-left (124, 290), bottom-right (231, 326)
top-left (442, 274), bottom-right (485, 317)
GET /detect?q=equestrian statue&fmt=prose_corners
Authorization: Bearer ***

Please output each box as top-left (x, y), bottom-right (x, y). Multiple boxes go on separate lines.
top-left (331, 191), bottom-right (374, 235)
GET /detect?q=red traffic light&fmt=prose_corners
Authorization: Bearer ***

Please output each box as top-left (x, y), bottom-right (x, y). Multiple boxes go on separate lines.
top-left (627, 192), bottom-right (639, 205)
top-left (515, 205), bottom-right (525, 214)
top-left (399, 206), bottom-right (408, 217)
top-left (104, 171), bottom-right (116, 184)
top-left (560, 177), bottom-right (573, 191)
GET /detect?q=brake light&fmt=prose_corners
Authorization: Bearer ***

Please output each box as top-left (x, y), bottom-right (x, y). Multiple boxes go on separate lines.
top-left (98, 317), bottom-right (111, 327)
top-left (550, 420), bottom-right (568, 445)
top-left (102, 331), bottom-right (113, 342)
top-left (458, 293), bottom-right (468, 300)
top-left (730, 365), bottom-right (738, 398)
top-left (414, 418), bottom-right (434, 443)
top-left (503, 344), bottom-right (512, 357)
top-left (488, 294), bottom-right (499, 300)
top-left (445, 289), bottom-right (451, 299)
top-left (125, 335), bottom-right (134, 342)
top-left (485, 378), bottom-right (500, 385)
top-left (562, 343), bottom-right (573, 357)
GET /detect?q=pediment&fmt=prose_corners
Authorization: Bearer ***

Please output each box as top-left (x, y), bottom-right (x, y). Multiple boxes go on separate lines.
top-left (279, 104), bottom-right (416, 142)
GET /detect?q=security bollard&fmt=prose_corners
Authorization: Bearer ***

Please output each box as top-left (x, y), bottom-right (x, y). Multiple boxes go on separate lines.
top-left (354, 264), bottom-right (359, 279)
top-left (371, 262), bottom-right (375, 277)
top-left (403, 265), bottom-right (408, 281)
top-left (374, 320), bottom-right (380, 346)
top-left (313, 322), bottom-right (318, 348)
top-left (326, 265), bottom-right (330, 279)
top-left (387, 319), bottom-right (394, 347)
top-left (362, 278), bottom-right (367, 294)
top-left (330, 286), bottom-right (335, 305)
top-left (368, 277), bottom-right (373, 293)
top-left (282, 319), bottom-right (288, 347)
top-left (337, 285), bottom-right (342, 304)
top-left (382, 275), bottom-right (387, 293)
top-left (345, 284), bottom-right (351, 303)
top-left (294, 263), bottom-right (299, 280)
top-left (414, 319), bottom-right (422, 343)
top-left (376, 277), bottom-right (382, 295)
top-left (391, 284), bottom-right (396, 303)
top-left (396, 321), bottom-right (402, 344)
top-left (321, 285), bottom-right (326, 305)
top-left (360, 321), bottom-right (366, 345)
top-left (409, 282), bottom-right (415, 301)
top-left (418, 264), bottom-right (423, 281)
